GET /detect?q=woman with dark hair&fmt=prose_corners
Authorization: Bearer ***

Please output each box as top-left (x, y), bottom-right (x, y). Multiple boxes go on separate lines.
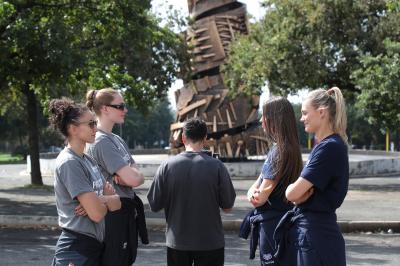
top-left (240, 97), bottom-right (303, 265)
top-left (85, 88), bottom-right (146, 265)
top-left (49, 98), bottom-right (120, 266)
top-left (275, 87), bottom-right (348, 265)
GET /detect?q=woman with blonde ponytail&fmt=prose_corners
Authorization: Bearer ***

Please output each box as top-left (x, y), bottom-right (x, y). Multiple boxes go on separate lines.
top-left (274, 87), bottom-right (349, 266)
top-left (84, 88), bottom-right (147, 265)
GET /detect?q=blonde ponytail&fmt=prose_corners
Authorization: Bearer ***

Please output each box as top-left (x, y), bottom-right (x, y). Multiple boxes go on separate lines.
top-left (327, 87), bottom-right (347, 143)
top-left (308, 87), bottom-right (348, 143)
top-left (85, 88), bottom-right (119, 116)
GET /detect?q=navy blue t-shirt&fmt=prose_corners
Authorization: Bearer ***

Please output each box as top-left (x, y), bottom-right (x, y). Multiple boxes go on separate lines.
top-left (299, 134), bottom-right (349, 212)
top-left (259, 145), bottom-right (293, 212)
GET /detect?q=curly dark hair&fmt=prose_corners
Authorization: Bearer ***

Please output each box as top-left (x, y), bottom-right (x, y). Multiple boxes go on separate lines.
top-left (49, 98), bottom-right (89, 137)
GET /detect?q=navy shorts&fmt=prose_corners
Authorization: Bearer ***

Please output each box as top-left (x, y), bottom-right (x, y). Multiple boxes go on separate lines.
top-left (52, 230), bottom-right (103, 266)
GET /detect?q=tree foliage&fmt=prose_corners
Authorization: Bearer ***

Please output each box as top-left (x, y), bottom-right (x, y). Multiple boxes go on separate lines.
top-left (0, 0), bottom-right (186, 184)
top-left (352, 40), bottom-right (400, 131)
top-left (1, 0), bottom-right (185, 109)
top-left (224, 0), bottom-right (400, 133)
top-left (225, 0), bottom-right (399, 100)
top-left (120, 100), bottom-right (174, 149)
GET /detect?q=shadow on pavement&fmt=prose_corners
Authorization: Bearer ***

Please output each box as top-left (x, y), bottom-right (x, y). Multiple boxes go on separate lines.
top-left (349, 183), bottom-right (400, 192)
top-left (0, 197), bottom-right (57, 216)
top-left (345, 234), bottom-right (400, 265)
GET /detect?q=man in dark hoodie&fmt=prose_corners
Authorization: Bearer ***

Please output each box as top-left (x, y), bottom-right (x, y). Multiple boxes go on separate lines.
top-left (147, 118), bottom-right (236, 266)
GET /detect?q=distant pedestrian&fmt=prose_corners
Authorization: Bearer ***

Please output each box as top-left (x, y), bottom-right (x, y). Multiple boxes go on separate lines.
top-left (49, 98), bottom-right (121, 266)
top-left (147, 118), bottom-right (236, 266)
top-left (86, 88), bottom-right (147, 266)
top-left (275, 87), bottom-right (349, 266)
top-left (240, 97), bottom-right (303, 265)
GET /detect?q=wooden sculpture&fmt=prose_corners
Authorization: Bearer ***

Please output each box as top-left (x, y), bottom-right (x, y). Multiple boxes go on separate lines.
top-left (170, 0), bottom-right (266, 159)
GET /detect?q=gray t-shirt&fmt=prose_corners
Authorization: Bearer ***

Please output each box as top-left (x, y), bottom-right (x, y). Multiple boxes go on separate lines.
top-left (86, 130), bottom-right (136, 198)
top-left (147, 151), bottom-right (236, 250)
top-left (54, 147), bottom-right (105, 242)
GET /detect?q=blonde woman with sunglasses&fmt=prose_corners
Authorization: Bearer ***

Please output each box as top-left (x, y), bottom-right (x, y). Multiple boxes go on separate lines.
top-left (85, 88), bottom-right (146, 265)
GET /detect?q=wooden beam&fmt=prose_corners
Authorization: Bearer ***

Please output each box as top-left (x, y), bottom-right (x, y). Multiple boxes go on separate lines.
top-left (205, 122), bottom-right (233, 126)
top-left (217, 109), bottom-right (223, 122)
top-left (226, 142), bottom-right (233, 157)
top-left (170, 122), bottom-right (184, 131)
top-left (229, 102), bottom-right (237, 120)
top-left (226, 109), bottom-right (232, 128)
top-left (213, 115), bottom-right (217, 132)
top-left (173, 129), bottom-right (182, 141)
top-left (194, 27), bottom-right (208, 34)
top-left (245, 108), bottom-right (257, 123)
top-left (196, 35), bottom-right (210, 42)
top-left (202, 53), bottom-right (216, 59)
top-left (178, 99), bottom-right (207, 117)
top-left (235, 140), bottom-right (243, 158)
top-left (250, 135), bottom-right (269, 142)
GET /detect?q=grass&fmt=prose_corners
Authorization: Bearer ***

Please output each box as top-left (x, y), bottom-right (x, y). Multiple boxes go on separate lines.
top-left (0, 153), bottom-right (26, 164)
top-left (22, 184), bottom-right (54, 192)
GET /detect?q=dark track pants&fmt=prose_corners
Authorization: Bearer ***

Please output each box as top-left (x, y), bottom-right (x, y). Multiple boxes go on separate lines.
top-left (167, 247), bottom-right (224, 266)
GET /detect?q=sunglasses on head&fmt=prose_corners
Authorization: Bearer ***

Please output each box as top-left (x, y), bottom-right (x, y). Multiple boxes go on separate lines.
top-left (73, 119), bottom-right (97, 129)
top-left (106, 103), bottom-right (126, 111)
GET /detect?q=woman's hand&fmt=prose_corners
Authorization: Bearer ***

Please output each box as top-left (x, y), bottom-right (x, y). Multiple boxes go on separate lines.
top-left (249, 190), bottom-right (263, 207)
top-left (74, 204), bottom-right (87, 216)
top-left (105, 195), bottom-right (121, 212)
top-left (292, 187), bottom-right (314, 205)
top-left (113, 174), bottom-right (130, 186)
top-left (103, 181), bottom-right (116, 195)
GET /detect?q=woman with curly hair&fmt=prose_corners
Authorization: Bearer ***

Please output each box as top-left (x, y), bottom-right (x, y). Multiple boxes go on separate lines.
top-left (49, 98), bottom-right (120, 266)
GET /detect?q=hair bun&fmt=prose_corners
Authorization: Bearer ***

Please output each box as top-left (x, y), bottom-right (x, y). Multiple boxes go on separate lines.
top-left (86, 90), bottom-right (97, 110)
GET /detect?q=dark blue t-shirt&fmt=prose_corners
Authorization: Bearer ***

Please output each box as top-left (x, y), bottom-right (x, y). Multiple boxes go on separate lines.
top-left (259, 145), bottom-right (293, 212)
top-left (299, 134), bottom-right (349, 212)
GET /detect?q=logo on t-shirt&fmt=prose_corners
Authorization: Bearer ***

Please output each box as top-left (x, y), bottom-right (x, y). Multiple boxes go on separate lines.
top-left (92, 179), bottom-right (104, 196)
top-left (123, 153), bottom-right (131, 164)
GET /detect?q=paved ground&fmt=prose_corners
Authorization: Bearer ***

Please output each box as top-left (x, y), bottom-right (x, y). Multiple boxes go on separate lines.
top-left (0, 165), bottom-right (400, 225)
top-left (0, 228), bottom-right (399, 266)
top-left (0, 164), bottom-right (400, 265)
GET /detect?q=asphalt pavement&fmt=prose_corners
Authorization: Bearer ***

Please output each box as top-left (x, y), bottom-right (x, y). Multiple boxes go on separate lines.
top-left (0, 164), bottom-right (400, 232)
top-left (0, 227), bottom-right (399, 266)
top-left (1, 163), bottom-right (400, 265)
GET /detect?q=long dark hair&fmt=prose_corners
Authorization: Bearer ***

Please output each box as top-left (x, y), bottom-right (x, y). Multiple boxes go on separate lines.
top-left (262, 97), bottom-right (303, 198)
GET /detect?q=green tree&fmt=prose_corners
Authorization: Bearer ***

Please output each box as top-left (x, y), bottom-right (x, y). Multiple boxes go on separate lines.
top-left (346, 104), bottom-right (384, 149)
top-left (292, 103), bottom-right (308, 147)
top-left (0, 1), bottom-right (184, 185)
top-left (352, 40), bottom-right (400, 132)
top-left (120, 100), bottom-right (174, 148)
top-left (224, 0), bottom-right (396, 99)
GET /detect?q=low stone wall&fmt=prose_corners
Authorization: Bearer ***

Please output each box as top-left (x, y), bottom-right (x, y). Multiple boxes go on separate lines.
top-left (28, 151), bottom-right (400, 178)
top-left (349, 158), bottom-right (400, 177)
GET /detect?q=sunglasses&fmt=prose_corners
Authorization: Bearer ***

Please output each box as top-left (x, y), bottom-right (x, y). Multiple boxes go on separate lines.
top-left (73, 119), bottom-right (98, 129)
top-left (106, 103), bottom-right (127, 111)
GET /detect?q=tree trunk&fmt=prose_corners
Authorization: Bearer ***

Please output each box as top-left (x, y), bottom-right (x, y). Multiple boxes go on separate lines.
top-left (23, 84), bottom-right (43, 185)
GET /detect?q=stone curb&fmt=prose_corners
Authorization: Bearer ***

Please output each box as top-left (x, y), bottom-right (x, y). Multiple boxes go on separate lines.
top-left (1, 215), bottom-right (399, 233)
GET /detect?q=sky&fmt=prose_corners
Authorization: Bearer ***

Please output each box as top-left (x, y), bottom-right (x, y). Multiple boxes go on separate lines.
top-left (151, 0), bottom-right (265, 21)
top-left (150, 1), bottom-right (303, 109)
